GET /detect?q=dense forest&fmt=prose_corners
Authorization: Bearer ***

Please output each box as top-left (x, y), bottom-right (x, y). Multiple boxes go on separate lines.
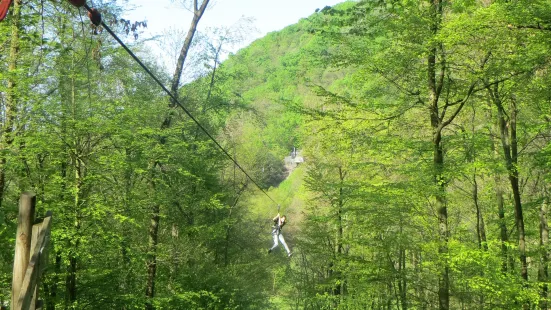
top-left (2, 0), bottom-right (551, 309)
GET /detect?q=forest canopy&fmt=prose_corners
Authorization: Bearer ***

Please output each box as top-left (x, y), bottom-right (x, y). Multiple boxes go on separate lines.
top-left (2, 0), bottom-right (551, 309)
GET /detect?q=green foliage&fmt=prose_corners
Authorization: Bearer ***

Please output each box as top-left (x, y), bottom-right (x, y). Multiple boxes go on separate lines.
top-left (253, 0), bottom-right (551, 309)
top-left (3, 0), bottom-right (551, 309)
top-left (0, 0), bottom-right (275, 308)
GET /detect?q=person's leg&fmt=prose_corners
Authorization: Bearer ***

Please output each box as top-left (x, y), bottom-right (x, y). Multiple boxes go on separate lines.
top-left (269, 232), bottom-right (279, 252)
top-left (278, 234), bottom-right (291, 255)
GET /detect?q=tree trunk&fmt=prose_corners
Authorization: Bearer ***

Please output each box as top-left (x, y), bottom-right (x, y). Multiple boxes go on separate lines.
top-left (0, 0), bottom-right (22, 211)
top-left (489, 111), bottom-right (510, 272)
top-left (144, 2), bottom-right (210, 308)
top-left (473, 173), bottom-right (488, 251)
top-left (539, 195), bottom-right (549, 309)
top-left (490, 86), bottom-right (527, 281)
top-left (145, 202), bottom-right (160, 310)
top-left (66, 154), bottom-right (84, 307)
top-left (65, 50), bottom-right (87, 307)
top-left (45, 252), bottom-right (62, 310)
top-left (163, 0), bottom-right (211, 128)
top-left (398, 221), bottom-right (407, 310)
top-left (508, 98), bottom-right (527, 282)
top-left (205, 43), bottom-right (222, 106)
top-left (65, 256), bottom-right (77, 306)
top-left (332, 166), bottom-right (345, 298)
top-left (427, 1), bottom-right (449, 309)
top-left (433, 129), bottom-right (449, 310)
top-left (495, 167), bottom-right (509, 272)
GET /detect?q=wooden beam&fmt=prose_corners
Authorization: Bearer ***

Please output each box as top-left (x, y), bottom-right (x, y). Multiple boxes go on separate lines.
top-left (30, 223), bottom-right (41, 309)
top-left (11, 193), bottom-right (36, 308)
top-left (17, 211), bottom-right (52, 310)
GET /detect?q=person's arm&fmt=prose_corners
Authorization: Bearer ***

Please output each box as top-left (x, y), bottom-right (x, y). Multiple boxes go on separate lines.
top-left (273, 213), bottom-right (280, 222)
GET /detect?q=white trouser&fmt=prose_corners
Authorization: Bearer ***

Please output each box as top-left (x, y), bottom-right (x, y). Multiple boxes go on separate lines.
top-left (270, 232), bottom-right (290, 254)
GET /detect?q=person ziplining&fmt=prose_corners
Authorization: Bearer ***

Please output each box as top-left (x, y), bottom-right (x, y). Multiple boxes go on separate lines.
top-left (268, 212), bottom-right (292, 257)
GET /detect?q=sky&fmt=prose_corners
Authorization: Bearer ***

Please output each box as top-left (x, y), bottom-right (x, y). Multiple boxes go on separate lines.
top-left (123, 0), bottom-right (345, 66)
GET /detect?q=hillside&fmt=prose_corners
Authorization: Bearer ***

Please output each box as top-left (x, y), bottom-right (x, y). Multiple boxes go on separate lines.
top-left (203, 0), bottom-right (551, 308)
top-left (212, 1), bottom-right (356, 157)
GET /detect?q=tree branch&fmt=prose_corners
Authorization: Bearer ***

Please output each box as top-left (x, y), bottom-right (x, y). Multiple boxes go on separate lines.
top-left (440, 81), bottom-right (477, 130)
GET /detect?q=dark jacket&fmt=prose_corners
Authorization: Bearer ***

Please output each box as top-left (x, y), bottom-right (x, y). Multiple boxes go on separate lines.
top-left (272, 215), bottom-right (286, 235)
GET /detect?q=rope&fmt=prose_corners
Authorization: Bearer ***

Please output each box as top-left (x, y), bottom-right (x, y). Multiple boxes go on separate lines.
top-left (81, 4), bottom-right (278, 206)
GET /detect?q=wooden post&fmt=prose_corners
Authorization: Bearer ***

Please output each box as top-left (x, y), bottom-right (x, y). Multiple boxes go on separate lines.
top-left (11, 192), bottom-right (36, 308)
top-left (29, 223), bottom-right (42, 309)
top-left (17, 212), bottom-right (52, 310)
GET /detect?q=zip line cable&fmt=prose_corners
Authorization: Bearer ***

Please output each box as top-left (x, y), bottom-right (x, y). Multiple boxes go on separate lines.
top-left (80, 4), bottom-right (278, 206)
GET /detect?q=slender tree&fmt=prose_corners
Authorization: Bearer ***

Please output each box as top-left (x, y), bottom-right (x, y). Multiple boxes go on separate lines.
top-left (145, 1), bottom-right (210, 309)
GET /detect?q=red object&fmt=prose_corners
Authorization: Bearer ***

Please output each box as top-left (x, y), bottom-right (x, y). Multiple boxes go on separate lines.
top-left (68, 0), bottom-right (86, 7)
top-left (0, 0), bottom-right (13, 21)
top-left (87, 8), bottom-right (101, 26)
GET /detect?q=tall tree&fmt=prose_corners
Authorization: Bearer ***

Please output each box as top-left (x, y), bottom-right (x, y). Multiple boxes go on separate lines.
top-left (145, 1), bottom-right (210, 309)
top-left (0, 0), bottom-right (21, 210)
